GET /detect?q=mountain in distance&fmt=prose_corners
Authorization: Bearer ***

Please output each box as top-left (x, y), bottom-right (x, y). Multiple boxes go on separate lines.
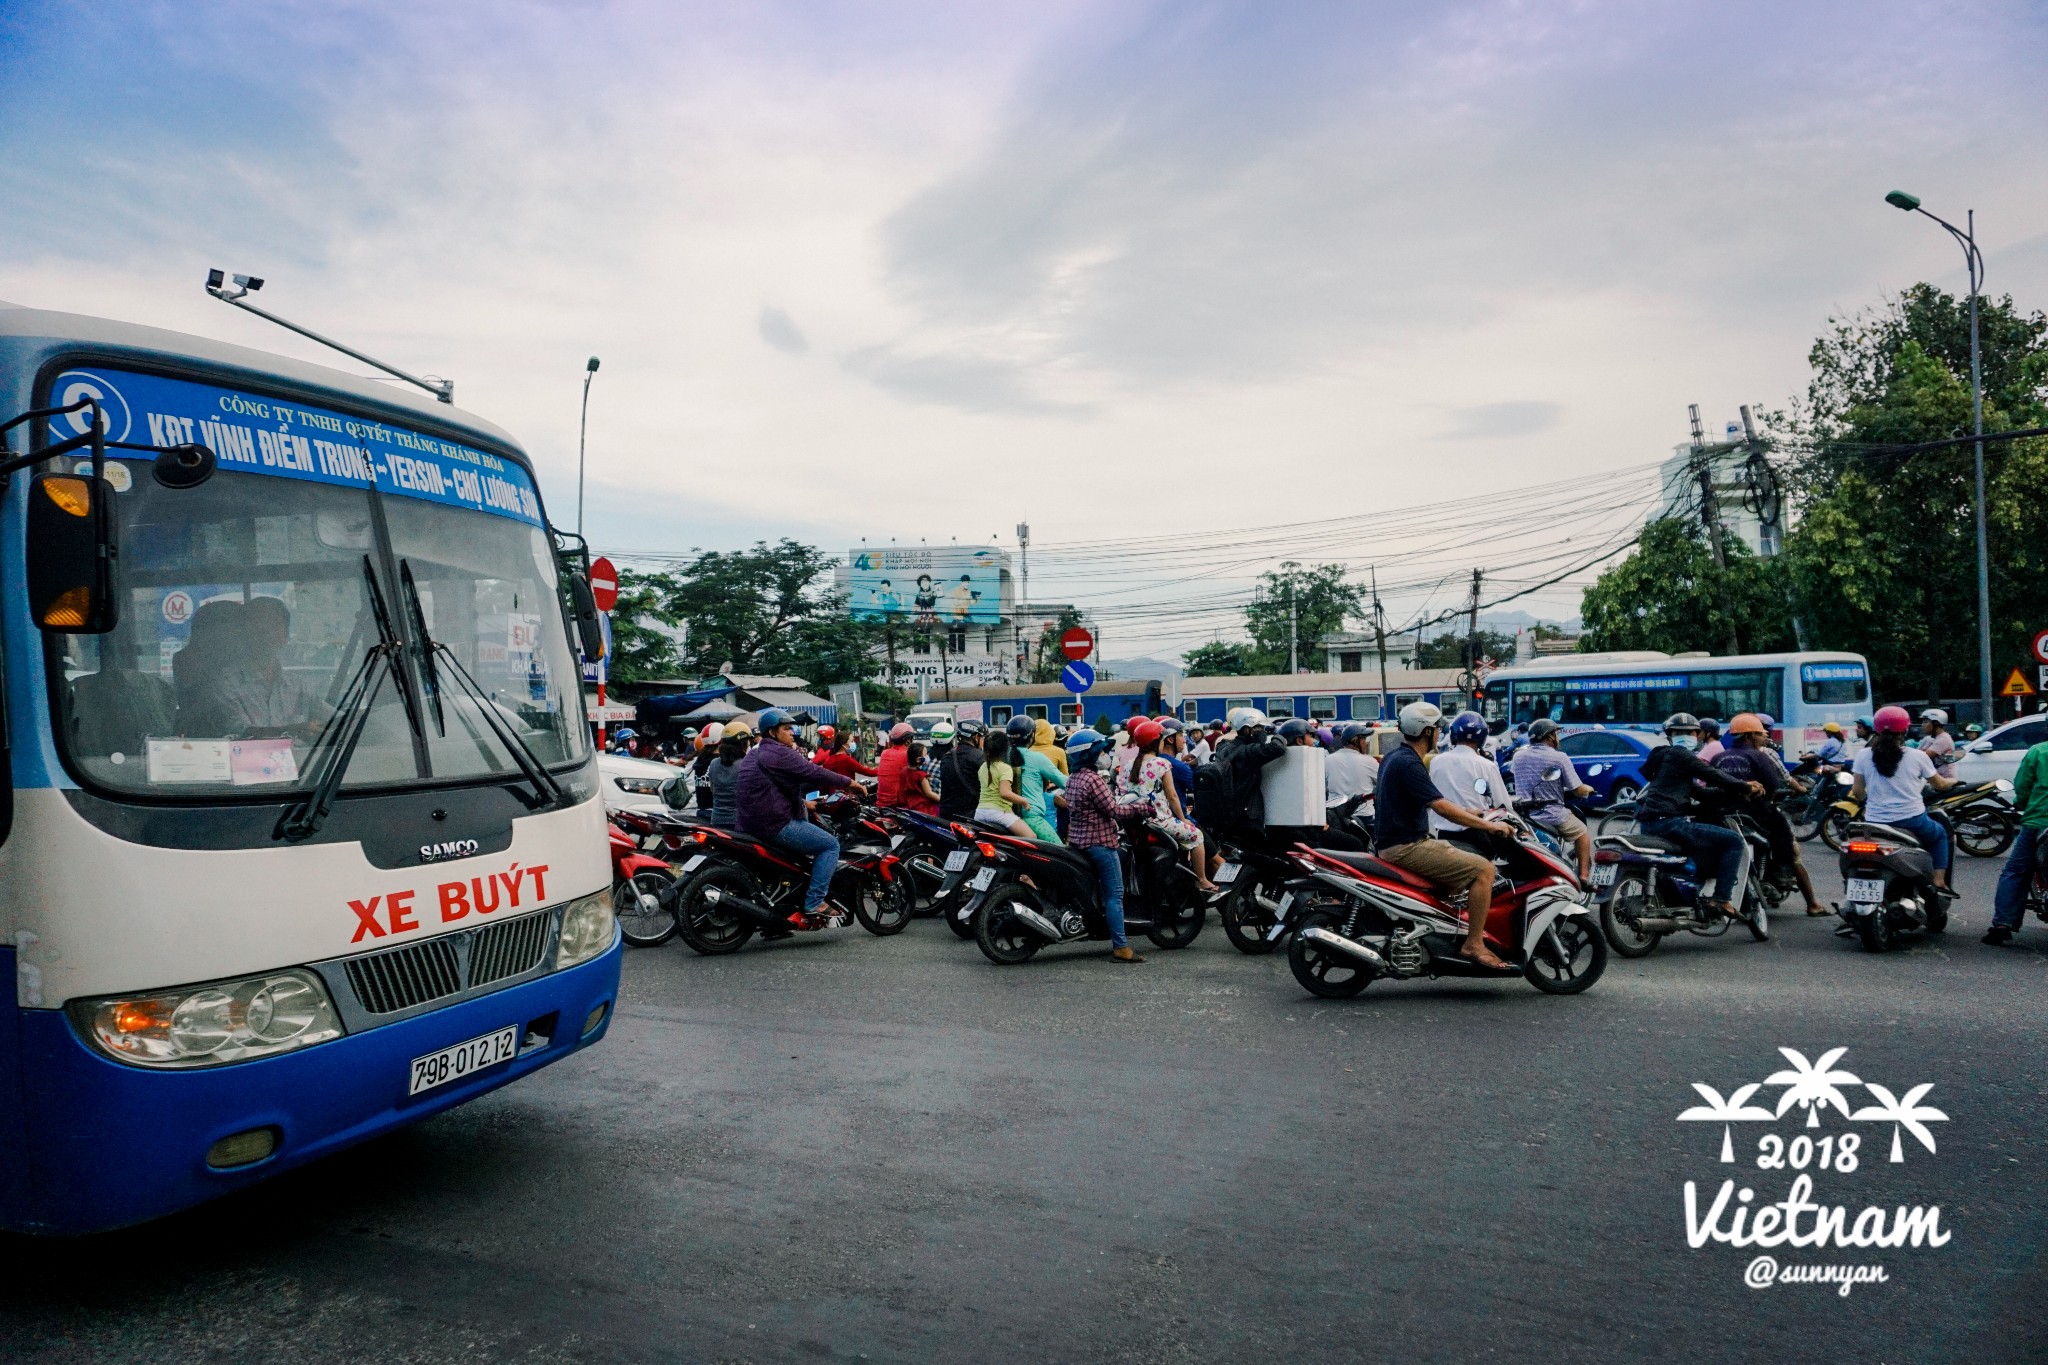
top-left (1100, 656), bottom-right (1186, 683)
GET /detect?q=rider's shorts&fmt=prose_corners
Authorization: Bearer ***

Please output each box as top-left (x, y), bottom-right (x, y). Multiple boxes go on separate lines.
top-left (1537, 809), bottom-right (1588, 842)
top-left (1377, 839), bottom-right (1493, 892)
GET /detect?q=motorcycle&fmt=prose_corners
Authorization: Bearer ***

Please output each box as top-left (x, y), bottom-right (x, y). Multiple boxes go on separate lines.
top-left (1276, 813), bottom-right (1605, 998)
top-left (872, 807), bottom-right (985, 925)
top-left (1590, 802), bottom-right (1779, 957)
top-left (970, 817), bottom-right (1207, 964)
top-left (1835, 814), bottom-right (1955, 952)
top-left (1215, 835), bottom-right (1302, 955)
top-left (1820, 771), bottom-right (2016, 855)
top-left (610, 815), bottom-right (687, 949)
top-left (670, 792), bottom-right (911, 954)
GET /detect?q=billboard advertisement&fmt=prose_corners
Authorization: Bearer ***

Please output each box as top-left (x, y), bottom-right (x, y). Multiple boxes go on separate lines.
top-left (848, 547), bottom-right (1001, 625)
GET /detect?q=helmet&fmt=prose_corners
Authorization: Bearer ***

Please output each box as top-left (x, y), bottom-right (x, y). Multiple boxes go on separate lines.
top-left (888, 722), bottom-right (915, 742)
top-left (956, 719), bottom-right (986, 738)
top-left (757, 708), bottom-right (798, 732)
top-left (1874, 705), bottom-right (1913, 734)
top-left (614, 727), bottom-right (636, 740)
top-left (1920, 708), bottom-right (1949, 726)
top-left (1316, 726), bottom-right (1336, 748)
top-left (682, 726), bottom-right (699, 739)
top-left (1727, 713), bottom-right (1766, 736)
top-left (1066, 729), bottom-right (1109, 759)
top-left (1822, 721), bottom-right (1843, 735)
top-left (1965, 723), bottom-right (1984, 737)
top-left (724, 721), bottom-right (753, 740)
top-left (1755, 714), bottom-right (1776, 731)
top-left (929, 720), bottom-right (957, 742)
top-left (816, 724), bottom-right (835, 742)
top-left (703, 722), bottom-right (726, 744)
top-left (1130, 719), bottom-right (1164, 747)
top-left (1528, 717), bottom-right (1559, 742)
top-left (1448, 712), bottom-right (1489, 745)
top-left (1276, 718), bottom-right (1315, 741)
top-left (1398, 700), bottom-right (1443, 738)
top-left (1005, 715), bottom-right (1036, 741)
top-left (1158, 716), bottom-right (1185, 733)
top-left (1698, 718), bottom-right (1721, 736)
top-left (1662, 711), bottom-right (1700, 734)
top-left (1234, 708), bottom-right (1270, 732)
top-left (1855, 716), bottom-right (1875, 731)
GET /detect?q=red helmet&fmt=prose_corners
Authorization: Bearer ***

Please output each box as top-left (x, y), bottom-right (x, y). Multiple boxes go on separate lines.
top-left (1130, 719), bottom-right (1164, 747)
top-left (1872, 705), bottom-right (1912, 734)
top-left (816, 724), bottom-right (836, 741)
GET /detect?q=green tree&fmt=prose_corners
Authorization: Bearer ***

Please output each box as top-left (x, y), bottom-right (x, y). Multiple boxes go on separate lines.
top-left (1579, 519), bottom-right (1797, 655)
top-left (1244, 562), bottom-right (1365, 673)
top-left (1026, 607), bottom-right (1089, 684)
top-left (1413, 628), bottom-right (1519, 670)
top-left (606, 569), bottom-right (684, 685)
top-left (1776, 284), bottom-right (2048, 700)
top-left (1182, 640), bottom-right (1259, 677)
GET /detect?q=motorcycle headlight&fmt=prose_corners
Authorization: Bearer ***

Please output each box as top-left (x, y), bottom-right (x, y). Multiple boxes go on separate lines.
top-left (555, 889), bottom-right (617, 969)
top-left (75, 970), bottom-right (342, 1069)
top-left (613, 776), bottom-right (667, 796)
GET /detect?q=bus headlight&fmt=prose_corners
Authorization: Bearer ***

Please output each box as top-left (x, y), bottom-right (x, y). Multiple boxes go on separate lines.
top-left (77, 970), bottom-right (343, 1068)
top-left (555, 890), bottom-right (616, 969)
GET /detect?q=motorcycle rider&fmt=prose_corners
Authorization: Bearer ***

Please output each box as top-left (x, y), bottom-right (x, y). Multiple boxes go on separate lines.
top-left (1431, 712), bottom-right (1512, 851)
top-left (702, 721), bottom-right (751, 830)
top-left (1853, 717), bottom-right (1876, 746)
top-left (1984, 727), bottom-right (2048, 945)
top-left (1324, 722), bottom-right (1380, 830)
top-left (734, 708), bottom-right (855, 925)
top-left (1635, 713), bottom-right (1765, 920)
top-left (924, 719), bottom-right (954, 797)
top-left (1853, 705), bottom-right (1961, 894)
top-left (1199, 709), bottom-right (1288, 853)
top-left (1064, 728), bottom-right (1153, 964)
top-left (1918, 708), bottom-right (1958, 779)
top-left (1814, 721), bottom-right (1849, 768)
top-left (876, 722), bottom-right (939, 814)
top-left (1511, 717), bottom-right (1595, 881)
top-left (937, 719), bottom-right (987, 820)
top-left (1006, 714), bottom-right (1067, 842)
top-left (816, 725), bottom-right (878, 780)
top-left (1374, 702), bottom-right (1517, 971)
top-left (1696, 718), bottom-right (1726, 764)
top-left (1712, 713), bottom-right (1826, 916)
top-left (1031, 716), bottom-right (1069, 776)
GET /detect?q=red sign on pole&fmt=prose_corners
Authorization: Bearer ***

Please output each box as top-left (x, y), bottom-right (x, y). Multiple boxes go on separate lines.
top-left (1060, 627), bottom-right (1095, 661)
top-left (589, 556), bottom-right (619, 613)
top-left (2032, 629), bottom-right (2048, 665)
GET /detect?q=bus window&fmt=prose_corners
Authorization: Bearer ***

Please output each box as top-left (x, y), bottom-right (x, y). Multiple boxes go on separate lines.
top-left (1800, 662), bottom-right (1868, 705)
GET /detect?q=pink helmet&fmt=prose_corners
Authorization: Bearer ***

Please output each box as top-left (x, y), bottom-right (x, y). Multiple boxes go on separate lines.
top-left (889, 722), bottom-right (915, 742)
top-left (1872, 705), bottom-right (1912, 734)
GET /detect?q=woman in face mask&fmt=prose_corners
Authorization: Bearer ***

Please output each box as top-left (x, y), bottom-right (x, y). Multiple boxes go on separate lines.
top-left (1632, 711), bottom-right (1766, 920)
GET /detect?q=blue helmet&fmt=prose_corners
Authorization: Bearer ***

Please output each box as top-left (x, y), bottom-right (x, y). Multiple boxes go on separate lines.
top-left (757, 708), bottom-right (797, 732)
top-left (1276, 718), bottom-right (1315, 741)
top-left (1448, 711), bottom-right (1489, 745)
top-left (1066, 729), bottom-right (1109, 760)
top-left (1005, 714), bottom-right (1037, 741)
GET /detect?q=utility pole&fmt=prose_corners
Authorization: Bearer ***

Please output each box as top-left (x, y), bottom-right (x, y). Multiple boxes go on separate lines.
top-left (1460, 568), bottom-right (1483, 701)
top-left (1286, 573), bottom-right (1298, 674)
top-left (1371, 566), bottom-right (1390, 721)
top-left (1740, 405), bottom-right (1806, 649)
top-left (1690, 403), bottom-right (1741, 656)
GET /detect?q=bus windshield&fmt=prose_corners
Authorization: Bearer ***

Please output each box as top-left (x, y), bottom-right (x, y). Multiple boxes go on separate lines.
top-left (46, 367), bottom-right (586, 797)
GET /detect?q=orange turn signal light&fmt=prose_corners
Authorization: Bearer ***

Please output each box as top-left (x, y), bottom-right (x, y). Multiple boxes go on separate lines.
top-left (39, 586), bottom-right (92, 629)
top-left (41, 475), bottom-right (92, 518)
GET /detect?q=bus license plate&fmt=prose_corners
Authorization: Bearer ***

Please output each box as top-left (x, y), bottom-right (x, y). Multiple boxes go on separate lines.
top-left (408, 1026), bottom-right (518, 1096)
top-left (679, 854), bottom-right (707, 873)
top-left (969, 867), bottom-right (996, 891)
top-left (1846, 878), bottom-right (1886, 904)
top-left (945, 850), bottom-right (971, 871)
top-left (1216, 862), bottom-right (1240, 884)
top-left (1591, 864), bottom-right (1616, 888)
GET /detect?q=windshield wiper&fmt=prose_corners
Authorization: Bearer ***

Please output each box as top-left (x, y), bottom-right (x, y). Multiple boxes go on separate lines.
top-left (397, 559), bottom-right (446, 736)
top-left (398, 559), bottom-right (568, 811)
top-left (278, 558), bottom-right (412, 840)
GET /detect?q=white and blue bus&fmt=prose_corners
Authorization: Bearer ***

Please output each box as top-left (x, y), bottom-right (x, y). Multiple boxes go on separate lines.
top-left (0, 304), bottom-right (620, 1234)
top-left (1480, 650), bottom-right (1874, 753)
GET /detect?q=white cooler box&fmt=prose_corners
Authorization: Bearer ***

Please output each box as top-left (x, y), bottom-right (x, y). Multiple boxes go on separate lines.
top-left (1260, 746), bottom-right (1327, 828)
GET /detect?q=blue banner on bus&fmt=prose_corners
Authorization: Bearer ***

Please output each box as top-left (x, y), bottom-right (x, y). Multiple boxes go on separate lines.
top-left (1564, 674), bottom-right (1688, 692)
top-left (46, 367), bottom-right (543, 527)
top-left (1799, 662), bottom-right (1865, 682)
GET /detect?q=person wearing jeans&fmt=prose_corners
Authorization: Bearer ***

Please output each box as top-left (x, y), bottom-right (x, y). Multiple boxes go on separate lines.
top-left (734, 707), bottom-right (856, 920)
top-left (1634, 712), bottom-right (1764, 917)
top-left (1987, 737), bottom-right (2048, 945)
top-left (1063, 728), bottom-right (1150, 963)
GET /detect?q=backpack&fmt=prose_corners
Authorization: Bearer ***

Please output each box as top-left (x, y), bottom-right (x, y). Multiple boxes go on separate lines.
top-left (1192, 761), bottom-right (1233, 824)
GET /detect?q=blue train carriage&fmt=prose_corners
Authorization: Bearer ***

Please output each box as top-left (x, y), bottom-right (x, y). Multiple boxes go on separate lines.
top-left (1175, 668), bottom-right (1472, 728)
top-left (0, 302), bottom-right (621, 1234)
top-left (908, 679), bottom-right (1162, 730)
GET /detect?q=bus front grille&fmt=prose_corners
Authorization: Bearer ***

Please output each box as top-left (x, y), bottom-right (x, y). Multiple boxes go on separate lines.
top-left (341, 909), bottom-right (554, 1015)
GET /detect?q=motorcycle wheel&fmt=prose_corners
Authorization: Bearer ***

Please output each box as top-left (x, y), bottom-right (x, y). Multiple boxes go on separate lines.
top-left (1220, 874), bottom-right (1284, 955)
top-left (677, 863), bottom-right (760, 955)
top-left (1788, 799), bottom-right (1823, 843)
top-left (1744, 883), bottom-right (1771, 942)
top-left (904, 853), bottom-right (948, 915)
top-left (1819, 809), bottom-right (1852, 852)
top-left (1524, 914), bottom-right (1608, 994)
top-left (1146, 883), bottom-right (1205, 950)
top-left (615, 868), bottom-right (680, 948)
top-left (975, 886), bottom-right (1044, 965)
top-left (945, 889), bottom-right (981, 939)
top-left (1599, 870), bottom-right (1662, 958)
top-left (1286, 910), bottom-right (1373, 999)
top-left (854, 871), bottom-right (913, 936)
top-left (1954, 811), bottom-right (2016, 858)
top-left (1854, 909), bottom-right (1890, 954)
top-left (1595, 804), bottom-right (1638, 838)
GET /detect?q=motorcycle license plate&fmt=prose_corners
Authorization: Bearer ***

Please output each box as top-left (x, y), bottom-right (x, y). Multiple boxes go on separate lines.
top-left (679, 854), bottom-right (707, 874)
top-left (1591, 863), bottom-right (1616, 888)
top-left (969, 868), bottom-right (996, 891)
top-left (945, 850), bottom-right (971, 872)
top-left (1216, 862), bottom-right (1241, 884)
top-left (1846, 878), bottom-right (1886, 904)
top-left (408, 1026), bottom-right (517, 1096)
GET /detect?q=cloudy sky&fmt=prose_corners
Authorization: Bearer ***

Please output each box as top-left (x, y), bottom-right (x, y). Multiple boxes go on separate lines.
top-left (4, 1), bottom-right (2045, 655)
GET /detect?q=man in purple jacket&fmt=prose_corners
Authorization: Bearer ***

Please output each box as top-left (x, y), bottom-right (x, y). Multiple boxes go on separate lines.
top-left (736, 708), bottom-right (854, 920)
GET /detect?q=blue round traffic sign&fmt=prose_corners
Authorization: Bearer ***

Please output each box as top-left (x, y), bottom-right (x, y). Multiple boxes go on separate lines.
top-left (1061, 659), bottom-right (1095, 693)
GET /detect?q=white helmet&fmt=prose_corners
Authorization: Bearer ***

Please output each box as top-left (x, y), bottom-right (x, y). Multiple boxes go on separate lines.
top-left (1920, 708), bottom-right (1949, 726)
top-left (1398, 700), bottom-right (1444, 738)
top-left (1235, 708), bottom-right (1270, 731)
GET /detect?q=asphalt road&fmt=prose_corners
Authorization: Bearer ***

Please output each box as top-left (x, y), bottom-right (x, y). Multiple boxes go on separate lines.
top-left (4, 849), bottom-right (2046, 1364)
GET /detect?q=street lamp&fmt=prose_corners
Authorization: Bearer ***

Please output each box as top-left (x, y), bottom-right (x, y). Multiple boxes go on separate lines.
top-left (1885, 190), bottom-right (1991, 723)
top-left (576, 355), bottom-right (600, 537)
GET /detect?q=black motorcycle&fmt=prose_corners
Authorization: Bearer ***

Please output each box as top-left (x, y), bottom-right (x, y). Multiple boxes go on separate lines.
top-left (1835, 815), bottom-right (1953, 952)
top-left (971, 819), bottom-right (1206, 964)
top-left (873, 808), bottom-right (987, 925)
top-left (1590, 802), bottom-right (1778, 957)
top-left (672, 794), bottom-right (911, 953)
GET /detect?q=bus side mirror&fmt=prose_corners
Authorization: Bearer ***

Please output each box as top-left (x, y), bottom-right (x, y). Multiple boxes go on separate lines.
top-left (26, 473), bottom-right (119, 633)
top-left (567, 571), bottom-right (605, 661)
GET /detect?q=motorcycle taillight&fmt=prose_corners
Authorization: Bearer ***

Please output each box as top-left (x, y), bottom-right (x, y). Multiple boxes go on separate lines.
top-left (1844, 840), bottom-right (1893, 856)
top-left (975, 841), bottom-right (1000, 858)
top-left (1593, 849), bottom-right (1621, 864)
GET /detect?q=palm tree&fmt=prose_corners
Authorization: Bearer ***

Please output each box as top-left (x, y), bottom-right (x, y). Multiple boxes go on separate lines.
top-left (1764, 1047), bottom-right (1863, 1128)
top-left (1679, 1082), bottom-right (1775, 1162)
top-left (1850, 1083), bottom-right (1949, 1163)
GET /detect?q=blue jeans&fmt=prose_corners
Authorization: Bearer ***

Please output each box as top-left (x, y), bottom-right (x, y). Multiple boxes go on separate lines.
top-left (1083, 845), bottom-right (1127, 948)
top-left (1888, 812), bottom-right (1951, 874)
top-left (771, 819), bottom-right (839, 912)
top-left (1642, 816), bottom-right (1746, 904)
top-left (1992, 827), bottom-right (2043, 929)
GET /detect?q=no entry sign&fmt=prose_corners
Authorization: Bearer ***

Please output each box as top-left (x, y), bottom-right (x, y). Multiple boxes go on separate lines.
top-left (1060, 626), bottom-right (1094, 661)
top-left (589, 556), bottom-right (619, 613)
top-left (2032, 629), bottom-right (2048, 665)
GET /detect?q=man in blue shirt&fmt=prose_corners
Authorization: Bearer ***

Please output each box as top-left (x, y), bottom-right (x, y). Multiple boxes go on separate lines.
top-left (1510, 718), bottom-right (1594, 881)
top-left (1814, 721), bottom-right (1849, 768)
top-left (1374, 702), bottom-right (1514, 969)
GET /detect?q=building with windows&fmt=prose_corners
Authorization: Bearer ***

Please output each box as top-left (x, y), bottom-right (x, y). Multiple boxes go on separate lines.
top-left (833, 546), bottom-right (1092, 695)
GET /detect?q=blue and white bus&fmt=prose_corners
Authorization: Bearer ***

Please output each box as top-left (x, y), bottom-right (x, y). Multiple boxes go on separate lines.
top-left (0, 304), bottom-right (620, 1233)
top-left (1480, 650), bottom-right (1874, 753)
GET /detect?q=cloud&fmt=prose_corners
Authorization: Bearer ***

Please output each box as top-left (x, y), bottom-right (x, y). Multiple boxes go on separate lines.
top-left (1438, 401), bottom-right (1561, 440)
top-left (838, 343), bottom-right (1094, 417)
top-left (757, 306), bottom-right (809, 354)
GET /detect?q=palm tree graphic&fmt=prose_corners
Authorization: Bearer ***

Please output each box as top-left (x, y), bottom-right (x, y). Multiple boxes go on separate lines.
top-left (1850, 1083), bottom-right (1949, 1163)
top-left (1763, 1047), bottom-right (1863, 1128)
top-left (1678, 1083), bottom-right (1775, 1163)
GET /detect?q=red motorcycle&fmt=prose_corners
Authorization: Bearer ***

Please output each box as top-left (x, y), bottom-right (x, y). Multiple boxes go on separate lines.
top-left (1276, 813), bottom-right (1606, 998)
top-left (611, 816), bottom-right (687, 949)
